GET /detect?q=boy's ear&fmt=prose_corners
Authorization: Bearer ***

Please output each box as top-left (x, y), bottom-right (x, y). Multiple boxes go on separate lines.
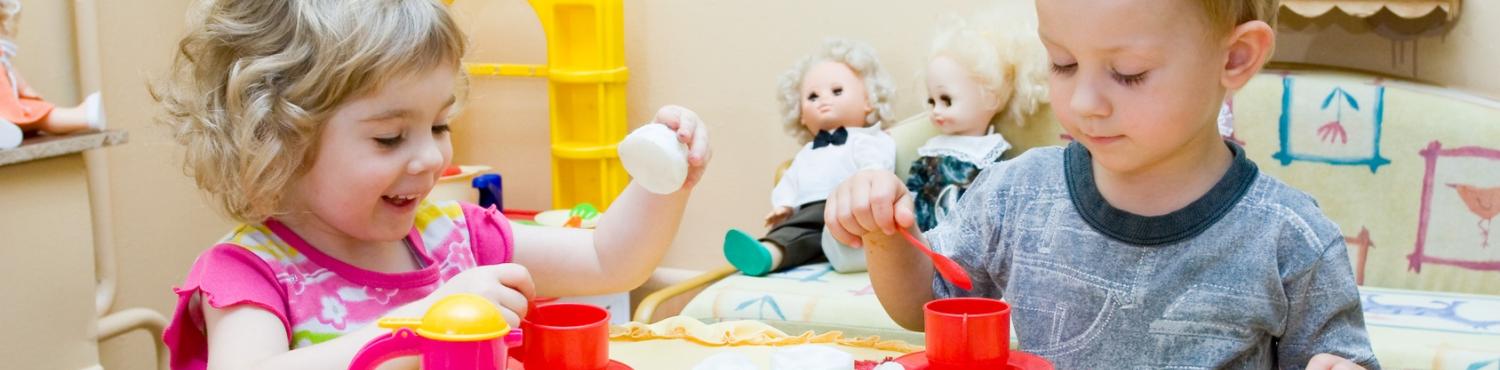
top-left (1222, 20), bottom-right (1276, 91)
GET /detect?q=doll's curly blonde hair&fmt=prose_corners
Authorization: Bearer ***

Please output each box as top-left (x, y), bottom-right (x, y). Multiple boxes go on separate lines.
top-left (153, 0), bottom-right (467, 222)
top-left (776, 39), bottom-right (894, 144)
top-left (926, 12), bottom-right (1049, 129)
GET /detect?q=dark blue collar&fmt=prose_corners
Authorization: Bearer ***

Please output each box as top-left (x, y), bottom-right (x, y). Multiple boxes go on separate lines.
top-left (1064, 140), bottom-right (1259, 246)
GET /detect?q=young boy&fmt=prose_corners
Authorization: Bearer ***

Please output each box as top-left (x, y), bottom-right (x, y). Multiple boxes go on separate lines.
top-left (824, 0), bottom-right (1380, 369)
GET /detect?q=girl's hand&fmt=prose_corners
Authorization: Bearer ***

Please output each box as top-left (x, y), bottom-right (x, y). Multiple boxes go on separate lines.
top-left (403, 264), bottom-right (535, 328)
top-left (1306, 354), bottom-right (1365, 370)
top-left (764, 206), bottom-right (794, 228)
top-left (652, 105), bottom-right (712, 191)
top-left (824, 169), bottom-right (915, 247)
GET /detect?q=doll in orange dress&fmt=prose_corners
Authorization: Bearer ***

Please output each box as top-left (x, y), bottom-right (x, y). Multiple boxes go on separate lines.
top-left (0, 0), bottom-right (104, 150)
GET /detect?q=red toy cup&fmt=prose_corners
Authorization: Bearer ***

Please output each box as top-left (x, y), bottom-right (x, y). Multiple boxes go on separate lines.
top-left (924, 298), bottom-right (1011, 370)
top-left (521, 302), bottom-right (610, 370)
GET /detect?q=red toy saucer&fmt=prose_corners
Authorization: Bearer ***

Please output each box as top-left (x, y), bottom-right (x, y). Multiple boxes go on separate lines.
top-left (893, 350), bottom-right (1053, 370)
top-left (505, 355), bottom-right (633, 369)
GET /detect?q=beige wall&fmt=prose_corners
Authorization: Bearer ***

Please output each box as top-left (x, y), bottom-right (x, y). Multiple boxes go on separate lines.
top-left (90, 0), bottom-right (237, 369)
top-left (10, 0), bottom-right (77, 103)
top-left (1274, 3), bottom-right (1500, 100)
top-left (0, 1), bottom-right (1476, 369)
top-left (1, 155), bottom-right (102, 370)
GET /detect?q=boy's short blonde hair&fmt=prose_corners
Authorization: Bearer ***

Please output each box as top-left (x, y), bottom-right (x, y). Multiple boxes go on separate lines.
top-left (154, 0), bottom-right (467, 222)
top-left (776, 39), bottom-right (895, 144)
top-left (1198, 0), bottom-right (1281, 34)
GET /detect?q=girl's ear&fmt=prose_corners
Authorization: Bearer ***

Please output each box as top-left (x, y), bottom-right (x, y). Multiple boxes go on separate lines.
top-left (1221, 20), bottom-right (1275, 91)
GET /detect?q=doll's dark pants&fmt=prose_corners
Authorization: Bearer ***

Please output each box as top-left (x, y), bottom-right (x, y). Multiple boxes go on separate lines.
top-left (760, 201), bottom-right (828, 272)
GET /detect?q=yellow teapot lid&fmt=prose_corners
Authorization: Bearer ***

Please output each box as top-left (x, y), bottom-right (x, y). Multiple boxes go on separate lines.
top-left (378, 294), bottom-right (511, 342)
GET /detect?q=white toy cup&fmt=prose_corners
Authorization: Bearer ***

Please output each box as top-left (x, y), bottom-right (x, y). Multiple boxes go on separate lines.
top-left (618, 123), bottom-right (690, 194)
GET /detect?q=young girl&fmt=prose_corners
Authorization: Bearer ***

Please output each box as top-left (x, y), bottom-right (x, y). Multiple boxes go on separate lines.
top-left (155, 1), bottom-right (710, 369)
top-left (0, 0), bottom-right (103, 150)
top-left (907, 13), bottom-right (1047, 232)
top-left (826, 0), bottom-right (1377, 368)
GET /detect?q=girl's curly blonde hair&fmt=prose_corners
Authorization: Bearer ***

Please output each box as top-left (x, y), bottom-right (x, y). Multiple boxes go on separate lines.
top-left (926, 12), bottom-right (1049, 130)
top-left (776, 39), bottom-right (895, 144)
top-left (154, 0), bottom-right (467, 223)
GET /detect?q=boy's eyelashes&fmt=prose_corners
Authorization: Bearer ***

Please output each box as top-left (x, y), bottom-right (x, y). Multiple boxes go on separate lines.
top-left (1112, 70), bottom-right (1148, 86)
top-left (1050, 62), bottom-right (1150, 86)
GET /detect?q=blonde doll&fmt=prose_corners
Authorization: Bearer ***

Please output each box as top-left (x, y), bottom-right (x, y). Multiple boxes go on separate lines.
top-left (155, 1), bottom-right (710, 369)
top-left (0, 0), bottom-right (103, 150)
top-left (906, 14), bottom-right (1048, 231)
top-left (723, 39), bottom-right (896, 276)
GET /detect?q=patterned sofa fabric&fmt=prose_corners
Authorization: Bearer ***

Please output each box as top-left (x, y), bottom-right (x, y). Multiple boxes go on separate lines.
top-left (680, 263), bottom-right (921, 343)
top-left (1359, 287), bottom-right (1500, 369)
top-left (1234, 69), bottom-right (1500, 295)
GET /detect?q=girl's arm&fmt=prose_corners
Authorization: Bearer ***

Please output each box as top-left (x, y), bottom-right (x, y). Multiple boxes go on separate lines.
top-left (202, 303), bottom-right (417, 370)
top-left (200, 264), bottom-right (534, 370)
top-left (513, 105), bottom-right (711, 297)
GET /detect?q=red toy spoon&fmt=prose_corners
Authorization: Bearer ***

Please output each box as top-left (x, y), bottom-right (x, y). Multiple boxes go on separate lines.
top-left (898, 228), bottom-right (973, 291)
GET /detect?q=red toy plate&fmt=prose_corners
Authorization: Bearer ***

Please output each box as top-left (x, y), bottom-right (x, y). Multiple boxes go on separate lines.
top-left (892, 350), bottom-right (1053, 370)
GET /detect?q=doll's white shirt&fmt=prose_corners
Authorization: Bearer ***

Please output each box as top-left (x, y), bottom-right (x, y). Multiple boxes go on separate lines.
top-left (771, 123), bottom-right (896, 209)
top-left (915, 133), bottom-right (1012, 170)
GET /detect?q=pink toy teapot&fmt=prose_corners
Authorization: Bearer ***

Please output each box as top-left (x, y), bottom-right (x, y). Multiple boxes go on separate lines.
top-left (349, 294), bottom-right (511, 370)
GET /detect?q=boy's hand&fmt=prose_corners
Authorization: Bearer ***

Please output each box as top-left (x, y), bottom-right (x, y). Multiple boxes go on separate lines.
top-left (652, 105), bottom-right (712, 191)
top-left (1306, 354), bottom-right (1365, 370)
top-left (824, 169), bottom-right (916, 247)
top-left (765, 206), bottom-right (793, 228)
top-left (408, 264), bottom-right (535, 329)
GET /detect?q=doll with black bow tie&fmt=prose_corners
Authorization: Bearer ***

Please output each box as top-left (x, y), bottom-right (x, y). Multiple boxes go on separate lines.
top-left (723, 39), bottom-right (896, 276)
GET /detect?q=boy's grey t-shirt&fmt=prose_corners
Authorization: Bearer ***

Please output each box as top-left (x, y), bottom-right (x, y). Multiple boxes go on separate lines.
top-left (927, 142), bottom-right (1379, 369)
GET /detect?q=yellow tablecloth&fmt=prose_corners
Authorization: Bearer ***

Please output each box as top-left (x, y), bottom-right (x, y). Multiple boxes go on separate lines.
top-left (606, 316), bottom-right (921, 368)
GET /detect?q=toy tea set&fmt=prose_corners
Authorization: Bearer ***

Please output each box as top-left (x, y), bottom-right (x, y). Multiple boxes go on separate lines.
top-left (347, 294), bottom-right (1051, 370)
top-left (349, 294), bottom-right (630, 370)
top-left (350, 124), bottom-right (1052, 369)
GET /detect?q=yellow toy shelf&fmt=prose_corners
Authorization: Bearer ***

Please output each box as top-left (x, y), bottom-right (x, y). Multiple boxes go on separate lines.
top-left (452, 0), bottom-right (631, 210)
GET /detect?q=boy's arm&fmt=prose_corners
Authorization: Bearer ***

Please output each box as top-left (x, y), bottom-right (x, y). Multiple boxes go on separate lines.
top-left (862, 229), bottom-right (935, 331)
top-left (829, 164), bottom-right (1008, 331)
top-left (1278, 237), bottom-right (1380, 369)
